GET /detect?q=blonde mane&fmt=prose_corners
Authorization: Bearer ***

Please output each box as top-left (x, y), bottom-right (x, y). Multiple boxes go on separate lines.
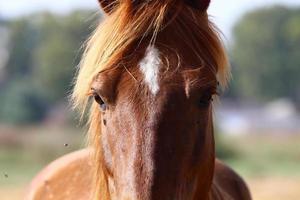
top-left (72, 1), bottom-right (229, 199)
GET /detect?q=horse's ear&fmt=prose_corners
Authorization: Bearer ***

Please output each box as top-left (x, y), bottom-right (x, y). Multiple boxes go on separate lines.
top-left (98, 0), bottom-right (118, 14)
top-left (187, 0), bottom-right (211, 11)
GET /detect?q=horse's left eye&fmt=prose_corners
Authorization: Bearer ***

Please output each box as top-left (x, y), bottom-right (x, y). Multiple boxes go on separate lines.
top-left (198, 93), bottom-right (213, 107)
top-left (93, 94), bottom-right (107, 111)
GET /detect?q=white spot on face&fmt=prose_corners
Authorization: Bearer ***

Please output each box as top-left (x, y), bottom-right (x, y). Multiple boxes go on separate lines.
top-left (139, 46), bottom-right (161, 95)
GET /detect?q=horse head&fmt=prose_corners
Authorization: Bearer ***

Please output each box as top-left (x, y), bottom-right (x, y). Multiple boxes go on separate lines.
top-left (73, 0), bottom-right (231, 199)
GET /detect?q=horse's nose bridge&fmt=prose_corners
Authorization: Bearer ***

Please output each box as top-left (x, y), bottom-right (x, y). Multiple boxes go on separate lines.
top-left (131, 92), bottom-right (185, 197)
top-left (131, 113), bottom-right (158, 200)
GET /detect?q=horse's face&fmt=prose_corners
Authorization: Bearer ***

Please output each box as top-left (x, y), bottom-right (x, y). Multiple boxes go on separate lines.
top-left (91, 45), bottom-right (217, 200)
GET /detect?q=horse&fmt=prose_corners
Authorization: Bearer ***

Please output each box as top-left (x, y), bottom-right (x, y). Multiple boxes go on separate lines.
top-left (26, 0), bottom-right (252, 199)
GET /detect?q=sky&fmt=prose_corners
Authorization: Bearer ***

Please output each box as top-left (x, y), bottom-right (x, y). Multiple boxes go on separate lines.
top-left (0, 0), bottom-right (300, 40)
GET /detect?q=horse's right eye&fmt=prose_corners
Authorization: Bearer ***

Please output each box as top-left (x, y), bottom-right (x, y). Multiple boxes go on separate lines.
top-left (93, 94), bottom-right (107, 112)
top-left (198, 93), bottom-right (213, 107)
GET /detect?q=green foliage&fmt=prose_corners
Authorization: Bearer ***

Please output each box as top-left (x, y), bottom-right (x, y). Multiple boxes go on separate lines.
top-left (0, 78), bottom-right (47, 124)
top-left (230, 6), bottom-right (300, 104)
top-left (5, 19), bottom-right (38, 78)
top-left (31, 11), bottom-right (97, 102)
top-left (0, 10), bottom-right (98, 124)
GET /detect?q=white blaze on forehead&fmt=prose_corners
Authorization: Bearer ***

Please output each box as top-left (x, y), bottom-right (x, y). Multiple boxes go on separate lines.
top-left (139, 46), bottom-right (161, 95)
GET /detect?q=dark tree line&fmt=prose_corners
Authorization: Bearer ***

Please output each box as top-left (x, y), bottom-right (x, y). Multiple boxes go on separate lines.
top-left (0, 5), bottom-right (300, 124)
top-left (230, 5), bottom-right (300, 106)
top-left (0, 10), bottom-right (99, 124)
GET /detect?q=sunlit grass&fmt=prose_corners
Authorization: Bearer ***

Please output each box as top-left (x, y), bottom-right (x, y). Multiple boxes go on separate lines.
top-left (0, 126), bottom-right (299, 200)
top-left (218, 134), bottom-right (300, 178)
top-left (0, 126), bottom-right (85, 187)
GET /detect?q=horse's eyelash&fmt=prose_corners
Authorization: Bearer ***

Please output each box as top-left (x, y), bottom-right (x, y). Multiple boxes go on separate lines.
top-left (213, 91), bottom-right (220, 96)
top-left (87, 89), bottom-right (97, 97)
top-left (87, 92), bottom-right (93, 97)
top-left (207, 87), bottom-right (219, 96)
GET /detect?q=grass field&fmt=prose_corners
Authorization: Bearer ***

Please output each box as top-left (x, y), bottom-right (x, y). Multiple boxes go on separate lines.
top-left (221, 134), bottom-right (300, 200)
top-left (0, 126), bottom-right (299, 200)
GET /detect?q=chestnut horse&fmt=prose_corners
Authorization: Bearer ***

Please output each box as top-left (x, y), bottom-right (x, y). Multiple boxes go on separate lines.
top-left (27, 0), bottom-right (252, 200)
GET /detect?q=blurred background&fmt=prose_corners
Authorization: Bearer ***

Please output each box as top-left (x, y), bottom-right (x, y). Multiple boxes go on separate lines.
top-left (0, 0), bottom-right (300, 199)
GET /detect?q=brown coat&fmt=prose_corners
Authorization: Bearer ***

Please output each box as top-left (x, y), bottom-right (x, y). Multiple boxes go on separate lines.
top-left (26, 149), bottom-right (251, 200)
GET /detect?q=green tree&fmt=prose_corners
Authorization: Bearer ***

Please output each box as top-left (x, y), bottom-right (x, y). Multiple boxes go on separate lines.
top-left (0, 10), bottom-right (98, 124)
top-left (230, 6), bottom-right (300, 104)
top-left (5, 19), bottom-right (38, 78)
top-left (0, 78), bottom-right (47, 124)
top-left (31, 11), bottom-right (97, 103)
